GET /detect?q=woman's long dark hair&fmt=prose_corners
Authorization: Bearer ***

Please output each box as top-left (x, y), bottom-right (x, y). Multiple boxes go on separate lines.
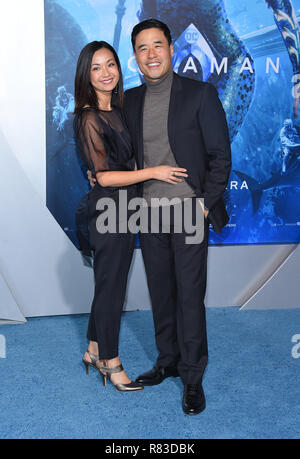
top-left (74, 41), bottom-right (124, 114)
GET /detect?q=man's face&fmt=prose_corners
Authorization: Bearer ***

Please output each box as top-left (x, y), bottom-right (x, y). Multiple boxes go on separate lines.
top-left (134, 28), bottom-right (174, 82)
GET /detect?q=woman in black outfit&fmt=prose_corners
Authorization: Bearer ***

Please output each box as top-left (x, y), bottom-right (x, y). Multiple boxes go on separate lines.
top-left (73, 41), bottom-right (188, 392)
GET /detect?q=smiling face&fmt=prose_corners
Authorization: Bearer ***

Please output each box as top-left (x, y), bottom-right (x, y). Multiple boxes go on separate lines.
top-left (134, 28), bottom-right (174, 82)
top-left (90, 48), bottom-right (120, 96)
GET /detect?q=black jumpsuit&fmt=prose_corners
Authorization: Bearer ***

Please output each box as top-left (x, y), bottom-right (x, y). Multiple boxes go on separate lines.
top-left (74, 107), bottom-right (138, 359)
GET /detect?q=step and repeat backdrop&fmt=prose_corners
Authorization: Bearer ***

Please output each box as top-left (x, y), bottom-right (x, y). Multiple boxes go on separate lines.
top-left (44, 0), bottom-right (300, 247)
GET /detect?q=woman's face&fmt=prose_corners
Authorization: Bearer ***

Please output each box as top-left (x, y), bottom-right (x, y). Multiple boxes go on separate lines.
top-left (90, 48), bottom-right (120, 95)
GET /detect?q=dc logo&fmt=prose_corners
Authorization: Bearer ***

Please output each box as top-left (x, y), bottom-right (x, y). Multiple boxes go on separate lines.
top-left (185, 30), bottom-right (200, 45)
top-left (173, 24), bottom-right (216, 82)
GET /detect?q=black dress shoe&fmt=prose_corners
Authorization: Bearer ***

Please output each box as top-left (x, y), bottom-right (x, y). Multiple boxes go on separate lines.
top-left (135, 365), bottom-right (179, 386)
top-left (182, 384), bottom-right (206, 415)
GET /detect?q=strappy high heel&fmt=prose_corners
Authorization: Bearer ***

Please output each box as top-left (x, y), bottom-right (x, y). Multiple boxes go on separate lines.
top-left (99, 361), bottom-right (144, 392)
top-left (82, 350), bottom-right (99, 375)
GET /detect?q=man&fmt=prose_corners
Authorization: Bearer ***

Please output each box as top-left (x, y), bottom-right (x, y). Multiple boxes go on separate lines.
top-left (122, 19), bottom-right (231, 415)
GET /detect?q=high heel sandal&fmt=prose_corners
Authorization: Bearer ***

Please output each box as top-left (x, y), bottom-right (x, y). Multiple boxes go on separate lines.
top-left (82, 350), bottom-right (99, 375)
top-left (99, 361), bottom-right (144, 392)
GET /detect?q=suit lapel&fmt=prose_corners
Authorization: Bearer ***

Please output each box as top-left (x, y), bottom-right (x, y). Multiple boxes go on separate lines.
top-left (168, 72), bottom-right (182, 161)
top-left (135, 84), bottom-right (146, 169)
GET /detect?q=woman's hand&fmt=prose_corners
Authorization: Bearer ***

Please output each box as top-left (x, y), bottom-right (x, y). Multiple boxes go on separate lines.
top-left (85, 166), bottom-right (188, 188)
top-left (151, 166), bottom-right (188, 184)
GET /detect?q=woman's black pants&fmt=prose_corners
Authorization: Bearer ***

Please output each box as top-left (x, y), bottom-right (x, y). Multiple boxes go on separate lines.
top-left (86, 188), bottom-right (136, 360)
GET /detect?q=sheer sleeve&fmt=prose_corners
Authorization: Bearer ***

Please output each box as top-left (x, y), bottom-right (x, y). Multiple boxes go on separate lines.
top-left (75, 110), bottom-right (109, 176)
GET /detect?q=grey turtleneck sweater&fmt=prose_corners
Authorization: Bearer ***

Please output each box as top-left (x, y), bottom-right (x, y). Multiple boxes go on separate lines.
top-left (143, 69), bottom-right (196, 205)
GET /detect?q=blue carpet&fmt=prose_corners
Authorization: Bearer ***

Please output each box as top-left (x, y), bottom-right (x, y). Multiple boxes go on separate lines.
top-left (0, 308), bottom-right (299, 439)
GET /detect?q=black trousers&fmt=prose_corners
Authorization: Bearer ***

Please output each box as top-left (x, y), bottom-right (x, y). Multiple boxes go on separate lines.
top-left (86, 186), bottom-right (136, 359)
top-left (139, 202), bottom-right (209, 384)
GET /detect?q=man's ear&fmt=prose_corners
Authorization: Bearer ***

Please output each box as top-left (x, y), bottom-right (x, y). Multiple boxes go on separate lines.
top-left (170, 43), bottom-right (174, 58)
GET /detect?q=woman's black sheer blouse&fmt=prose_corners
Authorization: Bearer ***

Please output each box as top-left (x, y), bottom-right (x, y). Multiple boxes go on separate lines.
top-left (74, 107), bottom-right (135, 177)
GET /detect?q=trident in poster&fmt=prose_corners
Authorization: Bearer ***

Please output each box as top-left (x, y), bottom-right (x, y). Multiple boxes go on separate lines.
top-left (113, 0), bottom-right (127, 53)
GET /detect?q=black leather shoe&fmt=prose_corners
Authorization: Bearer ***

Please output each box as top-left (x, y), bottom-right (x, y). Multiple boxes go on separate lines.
top-left (135, 365), bottom-right (179, 386)
top-left (182, 384), bottom-right (206, 415)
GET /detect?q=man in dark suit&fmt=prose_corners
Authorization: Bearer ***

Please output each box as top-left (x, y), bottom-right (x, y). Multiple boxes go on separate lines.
top-left (123, 18), bottom-right (231, 415)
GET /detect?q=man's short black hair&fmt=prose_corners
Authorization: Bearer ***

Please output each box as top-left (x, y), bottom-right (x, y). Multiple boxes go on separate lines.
top-left (131, 18), bottom-right (172, 50)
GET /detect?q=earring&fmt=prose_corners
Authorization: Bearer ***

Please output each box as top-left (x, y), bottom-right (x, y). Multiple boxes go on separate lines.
top-left (114, 84), bottom-right (119, 95)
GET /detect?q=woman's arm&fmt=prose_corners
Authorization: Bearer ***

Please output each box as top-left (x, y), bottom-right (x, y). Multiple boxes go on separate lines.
top-left (79, 113), bottom-right (188, 188)
top-left (96, 165), bottom-right (188, 187)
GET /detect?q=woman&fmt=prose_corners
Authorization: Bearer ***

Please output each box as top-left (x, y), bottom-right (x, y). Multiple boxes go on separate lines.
top-left (74, 41), bottom-right (188, 392)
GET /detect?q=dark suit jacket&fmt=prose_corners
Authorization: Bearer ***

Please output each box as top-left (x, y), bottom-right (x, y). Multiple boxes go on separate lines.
top-left (123, 72), bottom-right (232, 233)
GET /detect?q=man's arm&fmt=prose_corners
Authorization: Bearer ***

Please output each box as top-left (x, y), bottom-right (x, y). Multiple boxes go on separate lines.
top-left (198, 83), bottom-right (232, 211)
